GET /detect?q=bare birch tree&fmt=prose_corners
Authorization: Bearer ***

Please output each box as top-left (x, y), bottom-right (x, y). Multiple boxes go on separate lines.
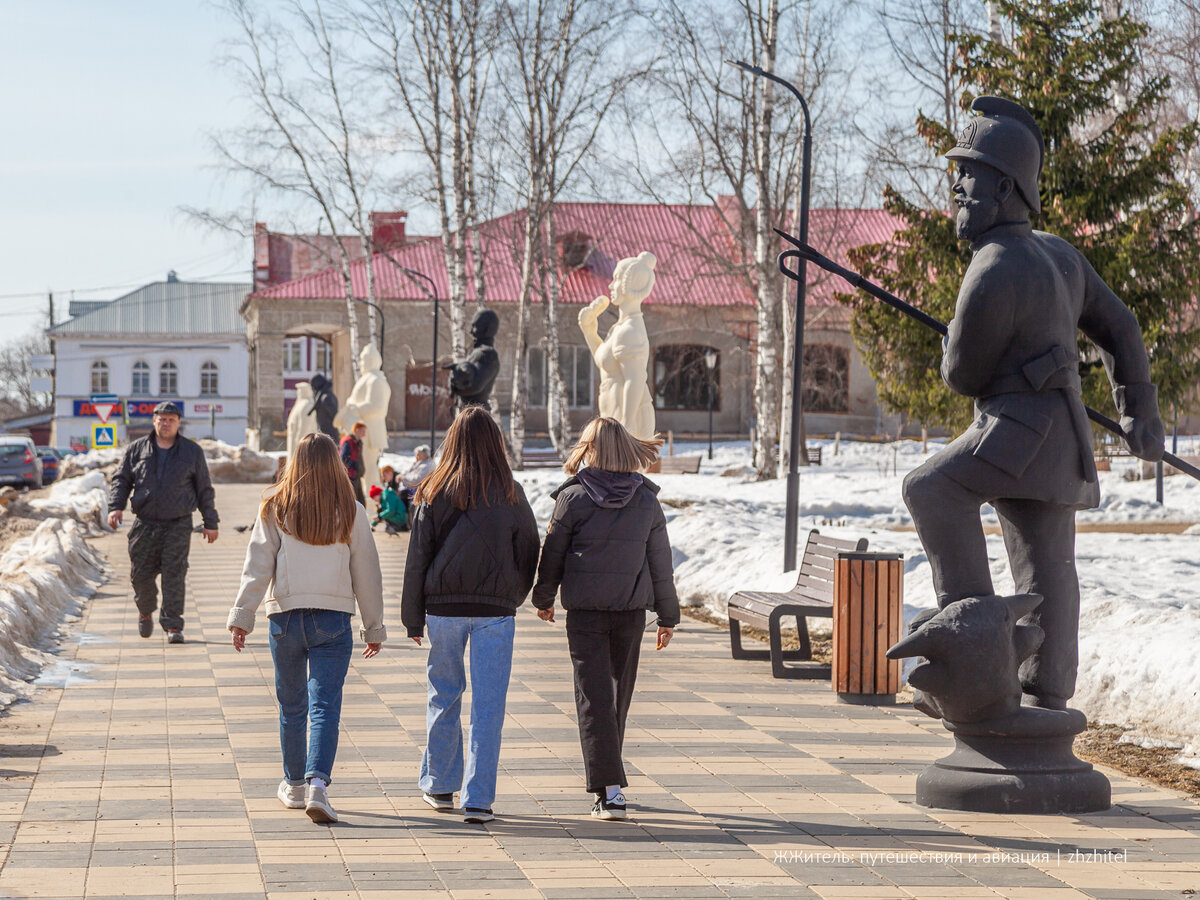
top-left (359, 0), bottom-right (497, 360)
top-left (199, 0), bottom-right (384, 374)
top-left (495, 0), bottom-right (644, 462)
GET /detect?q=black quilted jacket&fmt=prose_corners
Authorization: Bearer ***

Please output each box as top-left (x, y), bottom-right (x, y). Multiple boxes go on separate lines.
top-left (532, 473), bottom-right (680, 628)
top-left (400, 483), bottom-right (540, 637)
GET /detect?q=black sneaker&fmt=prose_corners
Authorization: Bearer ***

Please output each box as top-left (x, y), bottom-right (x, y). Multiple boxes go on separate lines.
top-left (166, 630), bottom-right (184, 645)
top-left (592, 792), bottom-right (626, 820)
top-left (138, 615), bottom-right (153, 638)
top-left (422, 792), bottom-right (454, 811)
top-left (462, 807), bottom-right (494, 823)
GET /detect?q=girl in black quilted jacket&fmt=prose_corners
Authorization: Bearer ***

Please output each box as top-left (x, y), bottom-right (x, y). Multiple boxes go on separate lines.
top-left (401, 407), bottom-right (540, 824)
top-left (532, 417), bottom-right (679, 820)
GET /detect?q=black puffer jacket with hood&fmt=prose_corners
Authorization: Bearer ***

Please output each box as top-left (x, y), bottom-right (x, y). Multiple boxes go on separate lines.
top-left (532, 469), bottom-right (679, 627)
top-left (401, 483), bottom-right (540, 638)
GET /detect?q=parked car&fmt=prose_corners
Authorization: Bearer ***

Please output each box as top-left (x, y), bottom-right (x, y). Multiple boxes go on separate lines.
top-left (36, 447), bottom-right (61, 484)
top-left (0, 435), bottom-right (43, 489)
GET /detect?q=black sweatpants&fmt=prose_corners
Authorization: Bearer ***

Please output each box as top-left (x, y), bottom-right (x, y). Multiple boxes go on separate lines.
top-left (565, 608), bottom-right (646, 794)
top-left (128, 516), bottom-right (193, 632)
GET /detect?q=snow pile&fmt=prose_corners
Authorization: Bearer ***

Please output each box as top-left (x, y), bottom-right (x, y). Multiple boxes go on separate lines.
top-left (197, 439), bottom-right (278, 483)
top-left (57, 447), bottom-right (123, 479)
top-left (28, 471), bottom-right (110, 531)
top-left (0, 518), bottom-right (106, 708)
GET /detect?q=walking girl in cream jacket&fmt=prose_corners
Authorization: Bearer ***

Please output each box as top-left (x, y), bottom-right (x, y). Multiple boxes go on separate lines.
top-left (228, 433), bottom-right (386, 824)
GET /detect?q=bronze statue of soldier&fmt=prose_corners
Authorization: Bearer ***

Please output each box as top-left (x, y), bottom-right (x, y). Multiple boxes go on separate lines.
top-left (445, 309), bottom-right (501, 410)
top-left (902, 96), bottom-right (1164, 716)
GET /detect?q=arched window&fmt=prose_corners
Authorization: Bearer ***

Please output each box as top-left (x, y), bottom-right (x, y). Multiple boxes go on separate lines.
top-left (160, 361), bottom-right (178, 395)
top-left (653, 345), bottom-right (720, 411)
top-left (131, 361), bottom-right (150, 395)
top-left (90, 361), bottom-right (109, 394)
top-left (200, 361), bottom-right (219, 396)
top-left (802, 344), bottom-right (850, 413)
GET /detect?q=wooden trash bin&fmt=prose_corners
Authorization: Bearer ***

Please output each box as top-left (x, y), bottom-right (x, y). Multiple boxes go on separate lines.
top-left (833, 551), bottom-right (903, 704)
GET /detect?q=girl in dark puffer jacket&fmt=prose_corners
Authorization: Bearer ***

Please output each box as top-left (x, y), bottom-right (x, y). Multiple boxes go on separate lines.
top-left (532, 417), bottom-right (679, 820)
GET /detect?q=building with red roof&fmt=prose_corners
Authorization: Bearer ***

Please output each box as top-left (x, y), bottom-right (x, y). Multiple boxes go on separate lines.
top-left (240, 202), bottom-right (904, 449)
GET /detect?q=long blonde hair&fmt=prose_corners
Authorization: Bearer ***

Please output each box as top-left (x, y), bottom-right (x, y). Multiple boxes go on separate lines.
top-left (415, 406), bottom-right (518, 509)
top-left (564, 417), bottom-right (661, 474)
top-left (262, 433), bottom-right (357, 545)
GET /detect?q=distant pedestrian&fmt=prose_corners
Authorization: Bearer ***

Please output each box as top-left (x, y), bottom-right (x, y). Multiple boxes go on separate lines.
top-left (227, 433), bottom-right (386, 825)
top-left (107, 401), bottom-right (218, 645)
top-left (398, 444), bottom-right (434, 514)
top-left (340, 421), bottom-right (367, 505)
top-left (401, 407), bottom-right (540, 824)
top-left (532, 417), bottom-right (679, 820)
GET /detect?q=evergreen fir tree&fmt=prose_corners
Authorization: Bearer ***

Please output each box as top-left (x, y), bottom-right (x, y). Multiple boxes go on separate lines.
top-left (844, 0), bottom-right (1200, 434)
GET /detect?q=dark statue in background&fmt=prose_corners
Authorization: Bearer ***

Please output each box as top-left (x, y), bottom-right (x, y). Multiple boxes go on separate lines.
top-left (445, 309), bottom-right (500, 410)
top-left (894, 96), bottom-right (1164, 814)
top-left (308, 373), bottom-right (340, 441)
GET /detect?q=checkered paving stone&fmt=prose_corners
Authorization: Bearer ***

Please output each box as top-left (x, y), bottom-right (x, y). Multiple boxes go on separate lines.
top-left (1, 483), bottom-right (1199, 898)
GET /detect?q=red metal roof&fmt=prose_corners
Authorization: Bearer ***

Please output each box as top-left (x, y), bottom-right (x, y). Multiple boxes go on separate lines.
top-left (250, 202), bottom-right (903, 308)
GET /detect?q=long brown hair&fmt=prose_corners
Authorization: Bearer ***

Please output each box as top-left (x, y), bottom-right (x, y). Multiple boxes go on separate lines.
top-left (564, 417), bottom-right (661, 474)
top-left (415, 406), bottom-right (518, 509)
top-left (262, 433), bottom-right (358, 545)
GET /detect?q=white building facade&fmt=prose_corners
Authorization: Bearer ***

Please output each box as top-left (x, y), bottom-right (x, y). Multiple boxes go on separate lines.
top-left (48, 279), bottom-right (252, 448)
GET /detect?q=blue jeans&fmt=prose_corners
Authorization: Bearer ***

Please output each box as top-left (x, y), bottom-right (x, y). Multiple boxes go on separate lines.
top-left (268, 609), bottom-right (353, 786)
top-left (420, 615), bottom-right (514, 809)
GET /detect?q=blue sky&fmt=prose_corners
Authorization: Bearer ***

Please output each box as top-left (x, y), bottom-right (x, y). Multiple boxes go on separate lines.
top-left (0, 2), bottom-right (250, 338)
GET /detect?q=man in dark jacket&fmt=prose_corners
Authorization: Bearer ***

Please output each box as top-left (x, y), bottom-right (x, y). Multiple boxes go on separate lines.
top-left (340, 422), bottom-right (366, 505)
top-left (107, 402), bottom-right (219, 643)
top-left (309, 372), bottom-right (339, 441)
top-left (903, 97), bottom-right (1164, 710)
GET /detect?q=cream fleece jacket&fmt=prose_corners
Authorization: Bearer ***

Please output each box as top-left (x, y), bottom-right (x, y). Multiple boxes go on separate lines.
top-left (226, 503), bottom-right (387, 644)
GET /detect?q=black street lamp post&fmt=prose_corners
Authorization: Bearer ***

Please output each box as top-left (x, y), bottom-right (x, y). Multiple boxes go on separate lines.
top-left (705, 348), bottom-right (717, 460)
top-left (728, 59), bottom-right (812, 573)
top-left (396, 267), bottom-right (441, 452)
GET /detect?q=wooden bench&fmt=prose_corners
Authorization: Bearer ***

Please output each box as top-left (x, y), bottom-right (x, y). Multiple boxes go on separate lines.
top-left (656, 454), bottom-right (702, 474)
top-left (521, 447), bottom-right (563, 469)
top-left (727, 529), bottom-right (868, 679)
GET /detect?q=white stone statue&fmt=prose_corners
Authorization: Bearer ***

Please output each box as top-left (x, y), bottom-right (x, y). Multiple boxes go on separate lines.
top-left (578, 251), bottom-right (657, 440)
top-left (334, 344), bottom-right (392, 488)
top-left (286, 382), bottom-right (319, 458)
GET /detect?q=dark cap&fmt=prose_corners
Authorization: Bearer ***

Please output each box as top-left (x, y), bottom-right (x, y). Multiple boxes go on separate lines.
top-left (153, 401), bottom-right (183, 417)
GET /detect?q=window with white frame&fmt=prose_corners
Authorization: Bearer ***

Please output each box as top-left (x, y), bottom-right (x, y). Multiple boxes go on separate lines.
top-left (131, 361), bottom-right (150, 395)
top-left (314, 339), bottom-right (330, 373)
top-left (90, 361), bottom-right (109, 394)
top-left (283, 338), bottom-right (304, 373)
top-left (200, 361), bottom-right (219, 396)
top-left (526, 346), bottom-right (593, 408)
top-left (160, 361), bottom-right (178, 395)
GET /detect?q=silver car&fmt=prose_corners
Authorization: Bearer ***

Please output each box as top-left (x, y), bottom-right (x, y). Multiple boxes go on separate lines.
top-left (0, 435), bottom-right (44, 489)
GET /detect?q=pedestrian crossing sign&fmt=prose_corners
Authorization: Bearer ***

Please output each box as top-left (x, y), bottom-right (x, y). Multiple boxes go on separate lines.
top-left (92, 423), bottom-right (116, 449)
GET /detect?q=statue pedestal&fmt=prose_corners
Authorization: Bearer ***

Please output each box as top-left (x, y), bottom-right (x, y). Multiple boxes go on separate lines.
top-left (916, 708), bottom-right (1110, 814)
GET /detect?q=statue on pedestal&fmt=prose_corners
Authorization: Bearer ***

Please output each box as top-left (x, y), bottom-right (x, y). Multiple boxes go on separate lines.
top-left (309, 372), bottom-right (339, 442)
top-left (445, 309), bottom-right (500, 410)
top-left (334, 344), bottom-right (392, 489)
top-left (578, 251), bottom-right (657, 441)
top-left (894, 96), bottom-right (1164, 814)
top-left (286, 382), bottom-right (319, 458)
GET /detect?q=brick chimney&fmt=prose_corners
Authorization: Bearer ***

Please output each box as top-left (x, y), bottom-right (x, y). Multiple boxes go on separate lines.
top-left (370, 211), bottom-right (408, 250)
top-left (253, 222), bottom-right (271, 288)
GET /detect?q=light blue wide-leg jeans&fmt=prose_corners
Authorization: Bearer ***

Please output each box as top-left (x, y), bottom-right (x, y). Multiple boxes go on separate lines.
top-left (419, 615), bottom-right (515, 809)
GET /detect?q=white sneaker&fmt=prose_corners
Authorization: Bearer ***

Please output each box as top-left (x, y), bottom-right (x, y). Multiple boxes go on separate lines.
top-left (277, 780), bottom-right (305, 809)
top-left (305, 782), bottom-right (338, 824)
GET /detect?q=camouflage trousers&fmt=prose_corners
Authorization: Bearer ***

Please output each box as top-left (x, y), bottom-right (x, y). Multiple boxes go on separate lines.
top-left (128, 515), bottom-right (193, 632)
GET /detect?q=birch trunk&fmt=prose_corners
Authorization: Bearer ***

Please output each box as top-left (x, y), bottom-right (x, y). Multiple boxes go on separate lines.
top-left (509, 203), bottom-right (540, 468)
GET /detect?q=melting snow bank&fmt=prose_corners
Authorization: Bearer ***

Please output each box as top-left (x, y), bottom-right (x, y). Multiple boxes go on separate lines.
top-left (28, 471), bottom-right (110, 531)
top-left (0, 518), bottom-right (106, 709)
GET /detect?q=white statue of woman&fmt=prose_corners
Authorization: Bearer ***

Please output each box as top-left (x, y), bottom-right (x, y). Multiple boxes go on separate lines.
top-left (578, 251), bottom-right (657, 440)
top-left (286, 382), bottom-right (319, 458)
top-left (334, 344), bottom-right (392, 488)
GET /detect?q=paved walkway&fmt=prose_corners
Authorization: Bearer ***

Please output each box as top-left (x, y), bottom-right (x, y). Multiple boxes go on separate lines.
top-left (2, 484), bottom-right (1199, 899)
